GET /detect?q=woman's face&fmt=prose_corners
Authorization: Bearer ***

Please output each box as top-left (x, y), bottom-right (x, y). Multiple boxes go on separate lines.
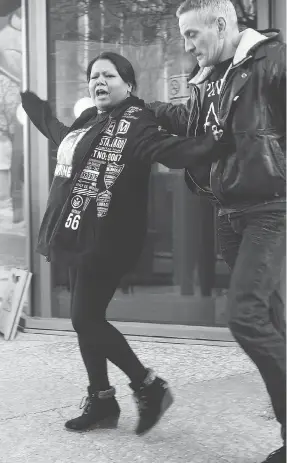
top-left (88, 59), bottom-right (132, 111)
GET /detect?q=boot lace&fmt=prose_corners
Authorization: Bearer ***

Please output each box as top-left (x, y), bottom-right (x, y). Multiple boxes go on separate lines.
top-left (79, 396), bottom-right (92, 414)
top-left (135, 390), bottom-right (149, 413)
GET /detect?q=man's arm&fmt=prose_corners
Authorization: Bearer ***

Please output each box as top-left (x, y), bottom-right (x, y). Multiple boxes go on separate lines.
top-left (132, 110), bottom-right (230, 169)
top-left (20, 91), bottom-right (69, 146)
top-left (267, 41), bottom-right (286, 124)
top-left (146, 99), bottom-right (192, 136)
top-left (277, 43), bottom-right (286, 124)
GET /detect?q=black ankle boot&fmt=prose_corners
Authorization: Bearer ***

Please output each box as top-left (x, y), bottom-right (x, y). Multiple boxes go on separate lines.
top-left (130, 369), bottom-right (174, 436)
top-left (65, 386), bottom-right (120, 432)
top-left (261, 444), bottom-right (286, 463)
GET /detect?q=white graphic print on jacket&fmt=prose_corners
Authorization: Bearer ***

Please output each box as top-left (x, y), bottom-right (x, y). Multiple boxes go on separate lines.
top-left (55, 127), bottom-right (92, 178)
top-left (57, 126), bottom-right (127, 231)
top-left (97, 163), bottom-right (124, 217)
top-left (71, 160), bottom-right (125, 219)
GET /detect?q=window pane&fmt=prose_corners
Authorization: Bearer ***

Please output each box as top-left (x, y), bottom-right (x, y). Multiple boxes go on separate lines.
top-left (0, 5), bottom-right (27, 299)
top-left (47, 0), bottom-right (258, 326)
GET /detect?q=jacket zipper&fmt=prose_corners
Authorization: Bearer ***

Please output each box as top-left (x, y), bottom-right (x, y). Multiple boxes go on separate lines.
top-left (194, 89), bottom-right (200, 137)
top-left (210, 55), bottom-right (252, 203)
top-left (187, 85), bottom-right (213, 196)
top-left (45, 115), bottom-right (113, 261)
top-left (187, 86), bottom-right (200, 137)
top-left (186, 169), bottom-right (212, 195)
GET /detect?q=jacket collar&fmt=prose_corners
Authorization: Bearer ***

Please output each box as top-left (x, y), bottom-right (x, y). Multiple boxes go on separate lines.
top-left (189, 28), bottom-right (281, 85)
top-left (232, 27), bottom-right (271, 64)
top-left (72, 95), bottom-right (145, 129)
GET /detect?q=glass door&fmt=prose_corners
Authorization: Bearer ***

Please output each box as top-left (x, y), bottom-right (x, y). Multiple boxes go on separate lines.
top-left (46, 0), bottom-right (260, 326)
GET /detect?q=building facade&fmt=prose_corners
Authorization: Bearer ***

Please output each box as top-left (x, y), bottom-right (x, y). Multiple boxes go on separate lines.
top-left (0, 0), bottom-right (285, 337)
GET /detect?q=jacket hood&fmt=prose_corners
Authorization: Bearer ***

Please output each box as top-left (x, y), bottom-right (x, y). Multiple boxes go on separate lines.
top-left (189, 28), bottom-right (281, 85)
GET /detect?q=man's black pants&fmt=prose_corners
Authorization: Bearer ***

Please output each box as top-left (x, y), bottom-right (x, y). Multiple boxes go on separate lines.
top-left (217, 210), bottom-right (286, 431)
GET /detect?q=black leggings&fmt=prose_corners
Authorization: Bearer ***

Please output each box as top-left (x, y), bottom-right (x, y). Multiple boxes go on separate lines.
top-left (69, 265), bottom-right (148, 391)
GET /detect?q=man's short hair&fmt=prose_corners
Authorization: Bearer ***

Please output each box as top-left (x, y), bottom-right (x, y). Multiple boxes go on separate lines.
top-left (176, 0), bottom-right (238, 26)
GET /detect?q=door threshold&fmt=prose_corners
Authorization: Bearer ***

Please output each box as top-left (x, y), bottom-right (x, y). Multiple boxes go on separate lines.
top-left (20, 316), bottom-right (234, 342)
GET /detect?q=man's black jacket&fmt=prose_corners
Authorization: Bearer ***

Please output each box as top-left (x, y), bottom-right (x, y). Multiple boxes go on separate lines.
top-left (148, 28), bottom-right (286, 214)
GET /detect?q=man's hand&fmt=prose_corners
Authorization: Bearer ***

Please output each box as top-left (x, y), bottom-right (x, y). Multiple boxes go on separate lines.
top-left (203, 121), bottom-right (235, 157)
top-left (212, 127), bottom-right (224, 141)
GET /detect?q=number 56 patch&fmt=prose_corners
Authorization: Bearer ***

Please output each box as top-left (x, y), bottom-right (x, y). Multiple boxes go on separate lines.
top-left (65, 212), bottom-right (81, 230)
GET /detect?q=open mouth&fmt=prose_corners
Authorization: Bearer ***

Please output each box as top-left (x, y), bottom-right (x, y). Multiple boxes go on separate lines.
top-left (96, 88), bottom-right (109, 97)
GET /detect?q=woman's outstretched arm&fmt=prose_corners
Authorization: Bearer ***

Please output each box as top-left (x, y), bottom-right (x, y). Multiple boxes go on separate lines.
top-left (20, 91), bottom-right (70, 147)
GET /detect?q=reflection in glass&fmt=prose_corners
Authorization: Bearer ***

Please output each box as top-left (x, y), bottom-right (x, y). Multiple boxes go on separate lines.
top-left (0, 5), bottom-right (26, 296)
top-left (48, 0), bottom-right (257, 326)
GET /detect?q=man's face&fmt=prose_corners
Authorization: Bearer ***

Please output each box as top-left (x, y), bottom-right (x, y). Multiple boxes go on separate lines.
top-left (179, 10), bottom-right (223, 67)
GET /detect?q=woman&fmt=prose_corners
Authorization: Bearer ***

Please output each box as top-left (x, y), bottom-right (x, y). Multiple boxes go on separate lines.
top-left (21, 52), bottom-right (229, 436)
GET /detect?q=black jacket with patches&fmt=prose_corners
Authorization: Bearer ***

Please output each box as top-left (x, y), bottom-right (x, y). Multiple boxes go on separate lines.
top-left (148, 29), bottom-right (286, 213)
top-left (21, 91), bottom-right (230, 271)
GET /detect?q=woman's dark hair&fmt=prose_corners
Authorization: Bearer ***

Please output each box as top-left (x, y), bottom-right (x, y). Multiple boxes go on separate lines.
top-left (86, 52), bottom-right (137, 91)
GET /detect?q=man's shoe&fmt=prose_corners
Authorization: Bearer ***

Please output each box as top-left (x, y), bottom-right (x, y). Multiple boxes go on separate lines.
top-left (261, 445), bottom-right (286, 463)
top-left (130, 369), bottom-right (174, 436)
top-left (65, 386), bottom-right (120, 432)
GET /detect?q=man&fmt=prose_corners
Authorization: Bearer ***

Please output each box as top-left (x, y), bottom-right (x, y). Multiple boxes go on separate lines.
top-left (148, 1), bottom-right (286, 461)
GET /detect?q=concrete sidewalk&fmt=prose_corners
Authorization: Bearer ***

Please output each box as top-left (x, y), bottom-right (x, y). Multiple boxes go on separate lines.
top-left (0, 332), bottom-right (281, 463)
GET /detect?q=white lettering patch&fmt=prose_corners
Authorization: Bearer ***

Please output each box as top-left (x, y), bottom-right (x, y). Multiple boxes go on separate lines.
top-left (104, 163), bottom-right (125, 189)
top-left (123, 106), bottom-right (142, 117)
top-left (80, 169), bottom-right (100, 181)
top-left (116, 119), bottom-right (130, 135)
top-left (98, 136), bottom-right (127, 151)
top-left (107, 153), bottom-right (122, 162)
top-left (96, 190), bottom-right (112, 218)
top-left (72, 183), bottom-right (99, 198)
top-left (95, 150), bottom-right (108, 161)
top-left (54, 164), bottom-right (72, 178)
top-left (93, 137), bottom-right (127, 161)
top-left (71, 195), bottom-right (84, 209)
top-left (105, 119), bottom-right (116, 136)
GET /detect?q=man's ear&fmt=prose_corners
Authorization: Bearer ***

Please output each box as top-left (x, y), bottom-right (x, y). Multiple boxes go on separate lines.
top-left (217, 17), bottom-right (226, 37)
